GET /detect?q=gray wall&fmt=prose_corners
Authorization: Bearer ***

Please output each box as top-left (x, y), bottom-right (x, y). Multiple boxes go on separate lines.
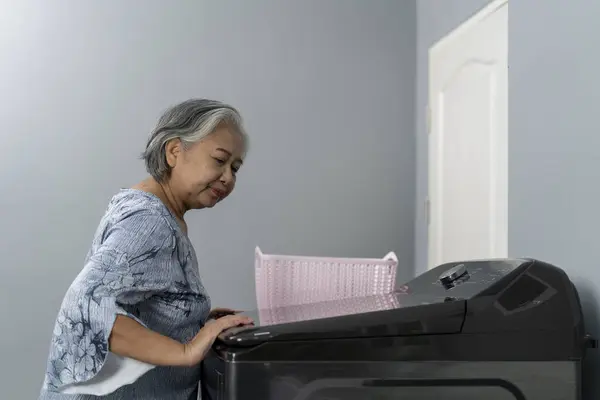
top-left (0, 0), bottom-right (416, 398)
top-left (416, 0), bottom-right (600, 398)
top-left (414, 0), bottom-right (492, 275)
top-left (509, 0), bottom-right (600, 398)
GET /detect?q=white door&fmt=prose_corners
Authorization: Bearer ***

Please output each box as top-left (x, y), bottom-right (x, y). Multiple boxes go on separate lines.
top-left (427, 0), bottom-right (508, 269)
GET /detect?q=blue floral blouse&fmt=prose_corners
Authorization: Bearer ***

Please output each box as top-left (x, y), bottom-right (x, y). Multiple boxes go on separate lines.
top-left (39, 189), bottom-right (212, 399)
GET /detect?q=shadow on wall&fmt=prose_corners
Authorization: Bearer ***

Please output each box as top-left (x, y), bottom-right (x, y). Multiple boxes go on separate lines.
top-left (576, 281), bottom-right (599, 399)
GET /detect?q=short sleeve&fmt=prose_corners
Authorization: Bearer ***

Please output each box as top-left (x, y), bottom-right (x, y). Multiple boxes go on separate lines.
top-left (43, 211), bottom-right (177, 394)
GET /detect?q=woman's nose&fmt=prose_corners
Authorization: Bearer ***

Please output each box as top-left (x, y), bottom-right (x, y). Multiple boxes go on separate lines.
top-left (220, 167), bottom-right (234, 185)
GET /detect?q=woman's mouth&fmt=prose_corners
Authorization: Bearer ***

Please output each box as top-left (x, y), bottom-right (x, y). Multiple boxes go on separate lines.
top-left (210, 188), bottom-right (225, 199)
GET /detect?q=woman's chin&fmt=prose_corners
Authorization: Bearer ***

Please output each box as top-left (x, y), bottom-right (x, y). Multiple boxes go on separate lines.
top-left (200, 196), bottom-right (221, 209)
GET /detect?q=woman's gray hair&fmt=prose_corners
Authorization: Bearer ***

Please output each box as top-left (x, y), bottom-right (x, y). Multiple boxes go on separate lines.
top-left (142, 98), bottom-right (248, 182)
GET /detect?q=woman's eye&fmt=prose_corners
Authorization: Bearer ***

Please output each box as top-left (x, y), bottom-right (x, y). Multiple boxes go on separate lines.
top-left (214, 158), bottom-right (226, 165)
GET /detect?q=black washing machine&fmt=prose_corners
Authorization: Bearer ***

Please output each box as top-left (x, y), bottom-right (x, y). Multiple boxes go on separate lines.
top-left (201, 258), bottom-right (595, 399)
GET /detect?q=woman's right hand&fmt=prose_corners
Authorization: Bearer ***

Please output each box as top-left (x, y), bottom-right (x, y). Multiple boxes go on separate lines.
top-left (182, 314), bottom-right (253, 366)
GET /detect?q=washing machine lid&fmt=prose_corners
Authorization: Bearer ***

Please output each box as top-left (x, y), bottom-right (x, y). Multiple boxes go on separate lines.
top-left (219, 259), bottom-right (533, 347)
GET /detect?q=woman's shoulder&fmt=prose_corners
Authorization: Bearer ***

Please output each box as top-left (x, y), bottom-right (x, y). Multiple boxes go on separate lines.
top-left (104, 189), bottom-right (175, 228)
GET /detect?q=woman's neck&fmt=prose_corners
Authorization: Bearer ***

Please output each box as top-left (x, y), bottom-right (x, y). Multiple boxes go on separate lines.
top-left (133, 178), bottom-right (188, 233)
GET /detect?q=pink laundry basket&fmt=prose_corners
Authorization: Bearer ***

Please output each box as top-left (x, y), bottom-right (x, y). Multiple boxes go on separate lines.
top-left (254, 246), bottom-right (399, 319)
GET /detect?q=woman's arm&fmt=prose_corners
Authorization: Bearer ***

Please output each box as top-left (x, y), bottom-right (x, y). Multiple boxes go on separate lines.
top-left (109, 313), bottom-right (252, 367)
top-left (109, 315), bottom-right (188, 366)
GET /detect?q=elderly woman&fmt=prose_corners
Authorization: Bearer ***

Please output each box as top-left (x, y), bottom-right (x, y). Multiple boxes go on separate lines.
top-left (39, 99), bottom-right (253, 399)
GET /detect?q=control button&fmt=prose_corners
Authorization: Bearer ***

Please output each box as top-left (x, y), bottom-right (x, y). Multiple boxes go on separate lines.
top-left (439, 263), bottom-right (469, 286)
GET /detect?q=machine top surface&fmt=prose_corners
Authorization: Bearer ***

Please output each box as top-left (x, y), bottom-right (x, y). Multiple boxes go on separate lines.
top-left (218, 259), bottom-right (534, 345)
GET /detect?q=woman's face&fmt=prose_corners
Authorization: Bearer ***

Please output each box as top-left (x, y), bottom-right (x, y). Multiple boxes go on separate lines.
top-left (165, 123), bottom-right (245, 210)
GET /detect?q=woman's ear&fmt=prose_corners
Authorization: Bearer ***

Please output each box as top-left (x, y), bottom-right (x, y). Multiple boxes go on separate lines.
top-left (164, 139), bottom-right (182, 168)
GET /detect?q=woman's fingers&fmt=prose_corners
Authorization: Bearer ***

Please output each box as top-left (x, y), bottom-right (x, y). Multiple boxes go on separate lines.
top-left (209, 307), bottom-right (242, 319)
top-left (215, 314), bottom-right (254, 331)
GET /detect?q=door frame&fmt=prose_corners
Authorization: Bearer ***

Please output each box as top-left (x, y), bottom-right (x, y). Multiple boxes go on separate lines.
top-left (427, 0), bottom-right (509, 269)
